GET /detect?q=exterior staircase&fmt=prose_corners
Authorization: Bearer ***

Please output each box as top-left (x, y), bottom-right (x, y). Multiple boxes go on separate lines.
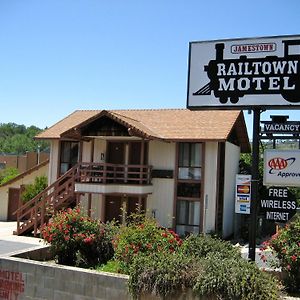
top-left (14, 166), bottom-right (78, 237)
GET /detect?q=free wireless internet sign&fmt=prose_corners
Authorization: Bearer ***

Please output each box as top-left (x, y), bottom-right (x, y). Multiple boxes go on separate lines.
top-left (187, 35), bottom-right (300, 109)
top-left (260, 187), bottom-right (297, 222)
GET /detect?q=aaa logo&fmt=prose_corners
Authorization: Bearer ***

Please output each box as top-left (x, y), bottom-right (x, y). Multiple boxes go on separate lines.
top-left (268, 157), bottom-right (295, 173)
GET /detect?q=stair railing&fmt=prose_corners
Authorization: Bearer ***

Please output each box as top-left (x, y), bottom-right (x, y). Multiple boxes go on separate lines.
top-left (14, 165), bottom-right (78, 236)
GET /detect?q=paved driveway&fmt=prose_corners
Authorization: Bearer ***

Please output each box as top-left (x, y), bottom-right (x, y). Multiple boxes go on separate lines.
top-left (0, 221), bottom-right (42, 256)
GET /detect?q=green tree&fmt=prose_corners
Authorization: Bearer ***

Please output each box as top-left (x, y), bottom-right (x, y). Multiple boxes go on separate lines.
top-left (0, 123), bottom-right (49, 154)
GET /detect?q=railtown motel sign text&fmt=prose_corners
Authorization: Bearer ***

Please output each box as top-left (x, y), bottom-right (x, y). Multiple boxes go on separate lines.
top-left (187, 35), bottom-right (300, 109)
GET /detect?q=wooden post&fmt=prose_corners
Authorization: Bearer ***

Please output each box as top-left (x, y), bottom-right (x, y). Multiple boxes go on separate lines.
top-left (88, 194), bottom-right (92, 217)
top-left (140, 140), bottom-right (145, 184)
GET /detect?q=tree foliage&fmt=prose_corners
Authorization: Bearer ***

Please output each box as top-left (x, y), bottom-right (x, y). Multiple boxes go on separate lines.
top-left (0, 123), bottom-right (49, 154)
top-left (21, 175), bottom-right (48, 203)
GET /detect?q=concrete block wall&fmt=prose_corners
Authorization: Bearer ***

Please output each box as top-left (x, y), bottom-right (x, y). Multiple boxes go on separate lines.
top-left (0, 256), bottom-right (129, 300)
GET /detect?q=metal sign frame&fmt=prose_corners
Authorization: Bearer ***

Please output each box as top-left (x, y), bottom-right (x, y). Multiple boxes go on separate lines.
top-left (187, 35), bottom-right (300, 109)
top-left (263, 149), bottom-right (300, 187)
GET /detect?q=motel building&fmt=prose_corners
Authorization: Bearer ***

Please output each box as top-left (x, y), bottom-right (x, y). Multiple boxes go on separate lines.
top-left (15, 109), bottom-right (250, 238)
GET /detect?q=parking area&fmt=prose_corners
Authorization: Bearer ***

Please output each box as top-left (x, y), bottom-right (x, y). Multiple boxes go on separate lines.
top-left (0, 221), bottom-right (42, 256)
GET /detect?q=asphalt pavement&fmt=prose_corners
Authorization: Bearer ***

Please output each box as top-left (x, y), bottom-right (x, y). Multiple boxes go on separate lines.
top-left (0, 221), bottom-right (42, 256)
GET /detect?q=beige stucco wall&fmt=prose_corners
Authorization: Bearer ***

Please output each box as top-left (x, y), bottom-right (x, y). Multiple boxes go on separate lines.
top-left (0, 163), bottom-right (49, 221)
top-left (222, 141), bottom-right (240, 238)
top-left (78, 193), bottom-right (103, 220)
top-left (82, 141), bottom-right (92, 162)
top-left (48, 140), bottom-right (59, 185)
top-left (91, 194), bottom-right (103, 220)
top-left (147, 179), bottom-right (175, 228)
top-left (149, 140), bottom-right (176, 169)
top-left (203, 142), bottom-right (219, 234)
top-left (148, 140), bottom-right (176, 228)
top-left (93, 138), bottom-right (106, 163)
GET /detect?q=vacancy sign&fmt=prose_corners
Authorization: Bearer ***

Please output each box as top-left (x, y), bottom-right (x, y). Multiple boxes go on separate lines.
top-left (235, 174), bottom-right (251, 214)
top-left (187, 35), bottom-right (300, 109)
top-left (264, 150), bottom-right (300, 187)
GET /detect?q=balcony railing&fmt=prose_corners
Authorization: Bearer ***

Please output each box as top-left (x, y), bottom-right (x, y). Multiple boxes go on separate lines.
top-left (76, 162), bottom-right (152, 185)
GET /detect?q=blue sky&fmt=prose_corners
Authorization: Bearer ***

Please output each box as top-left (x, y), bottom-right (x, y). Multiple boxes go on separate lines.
top-left (0, 0), bottom-right (299, 137)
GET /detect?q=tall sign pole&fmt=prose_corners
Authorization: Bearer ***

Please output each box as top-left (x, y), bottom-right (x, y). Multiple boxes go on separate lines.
top-left (248, 108), bottom-right (261, 261)
top-left (186, 35), bottom-right (300, 261)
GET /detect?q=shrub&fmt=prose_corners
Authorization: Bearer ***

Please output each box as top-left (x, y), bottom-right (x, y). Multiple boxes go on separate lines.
top-left (127, 233), bottom-right (279, 299)
top-left (41, 206), bottom-right (114, 266)
top-left (180, 233), bottom-right (241, 260)
top-left (193, 257), bottom-right (279, 300)
top-left (128, 251), bottom-right (199, 299)
top-left (260, 215), bottom-right (300, 292)
top-left (77, 223), bottom-right (115, 267)
top-left (21, 175), bottom-right (47, 203)
top-left (112, 215), bottom-right (182, 274)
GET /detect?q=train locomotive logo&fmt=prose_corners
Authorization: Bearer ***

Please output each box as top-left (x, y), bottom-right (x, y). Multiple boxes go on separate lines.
top-left (193, 40), bottom-right (300, 104)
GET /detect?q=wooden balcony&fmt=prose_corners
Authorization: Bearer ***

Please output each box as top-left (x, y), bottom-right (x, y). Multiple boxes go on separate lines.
top-left (76, 162), bottom-right (152, 185)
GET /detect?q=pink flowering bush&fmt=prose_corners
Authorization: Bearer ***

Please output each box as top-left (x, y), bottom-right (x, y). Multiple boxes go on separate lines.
top-left (260, 215), bottom-right (300, 292)
top-left (41, 207), bottom-right (114, 266)
top-left (112, 215), bottom-right (182, 274)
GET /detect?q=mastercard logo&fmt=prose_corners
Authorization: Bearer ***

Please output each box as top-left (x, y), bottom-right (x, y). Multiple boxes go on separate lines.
top-left (237, 185), bottom-right (250, 194)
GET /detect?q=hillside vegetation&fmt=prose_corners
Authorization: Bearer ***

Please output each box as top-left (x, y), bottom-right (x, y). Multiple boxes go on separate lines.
top-left (0, 123), bottom-right (49, 154)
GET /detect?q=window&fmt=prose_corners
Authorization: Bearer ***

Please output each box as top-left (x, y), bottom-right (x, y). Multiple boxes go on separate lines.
top-left (60, 141), bottom-right (79, 175)
top-left (176, 200), bottom-right (200, 235)
top-left (176, 142), bottom-right (202, 235)
top-left (177, 182), bottom-right (201, 198)
top-left (178, 143), bottom-right (201, 180)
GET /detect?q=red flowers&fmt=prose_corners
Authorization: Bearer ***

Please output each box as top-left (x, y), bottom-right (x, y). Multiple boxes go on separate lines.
top-left (260, 254), bottom-right (267, 263)
top-left (291, 255), bottom-right (297, 262)
top-left (113, 218), bottom-right (183, 273)
top-left (40, 206), bottom-right (111, 266)
top-left (260, 216), bottom-right (300, 290)
top-left (83, 237), bottom-right (93, 244)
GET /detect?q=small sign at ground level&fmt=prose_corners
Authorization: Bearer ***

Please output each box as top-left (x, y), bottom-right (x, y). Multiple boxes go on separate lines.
top-left (235, 174), bottom-right (251, 214)
top-left (260, 187), bottom-right (297, 222)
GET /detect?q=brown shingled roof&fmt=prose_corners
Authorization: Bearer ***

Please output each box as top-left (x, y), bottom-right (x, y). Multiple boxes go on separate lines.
top-left (36, 110), bottom-right (101, 139)
top-left (36, 109), bottom-right (250, 151)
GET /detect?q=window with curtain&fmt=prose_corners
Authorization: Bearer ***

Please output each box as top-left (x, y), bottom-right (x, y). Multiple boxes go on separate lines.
top-left (178, 143), bottom-right (202, 180)
top-left (176, 142), bottom-right (202, 236)
top-left (59, 141), bottom-right (79, 175)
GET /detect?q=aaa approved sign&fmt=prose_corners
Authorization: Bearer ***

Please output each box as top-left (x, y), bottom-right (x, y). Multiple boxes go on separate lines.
top-left (263, 149), bottom-right (300, 187)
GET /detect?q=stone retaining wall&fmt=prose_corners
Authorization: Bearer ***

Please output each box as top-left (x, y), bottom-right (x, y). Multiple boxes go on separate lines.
top-left (0, 246), bottom-right (129, 300)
